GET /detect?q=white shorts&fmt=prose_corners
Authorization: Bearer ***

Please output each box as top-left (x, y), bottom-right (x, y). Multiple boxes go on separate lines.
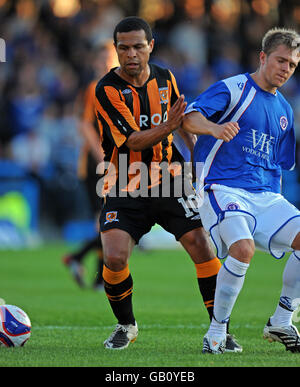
top-left (199, 184), bottom-right (300, 259)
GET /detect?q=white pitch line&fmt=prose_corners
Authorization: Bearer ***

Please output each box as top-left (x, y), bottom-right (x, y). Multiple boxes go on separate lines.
top-left (32, 323), bottom-right (261, 331)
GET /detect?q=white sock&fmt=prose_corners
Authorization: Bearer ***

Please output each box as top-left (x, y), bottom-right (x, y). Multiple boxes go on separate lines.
top-left (271, 252), bottom-right (300, 327)
top-left (208, 255), bottom-right (249, 337)
top-left (208, 316), bottom-right (228, 337)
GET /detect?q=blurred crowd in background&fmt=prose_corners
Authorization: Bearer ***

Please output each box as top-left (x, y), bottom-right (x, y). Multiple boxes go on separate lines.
top-left (0, 0), bottom-right (299, 245)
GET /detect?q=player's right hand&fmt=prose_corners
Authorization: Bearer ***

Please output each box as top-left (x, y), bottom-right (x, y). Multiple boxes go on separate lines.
top-left (167, 94), bottom-right (187, 132)
top-left (214, 121), bottom-right (240, 142)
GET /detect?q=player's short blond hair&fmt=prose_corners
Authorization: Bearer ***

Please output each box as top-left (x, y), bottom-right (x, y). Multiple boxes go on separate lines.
top-left (262, 27), bottom-right (299, 55)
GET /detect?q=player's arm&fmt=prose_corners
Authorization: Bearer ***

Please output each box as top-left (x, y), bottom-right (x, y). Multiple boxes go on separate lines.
top-left (127, 70), bottom-right (187, 151)
top-left (96, 84), bottom-right (186, 151)
top-left (79, 121), bottom-right (105, 163)
top-left (174, 127), bottom-right (198, 180)
top-left (182, 111), bottom-right (240, 143)
top-left (126, 95), bottom-right (187, 151)
top-left (174, 127), bottom-right (197, 166)
top-left (182, 80), bottom-right (240, 142)
top-left (176, 127), bottom-right (197, 153)
top-left (80, 82), bottom-right (105, 163)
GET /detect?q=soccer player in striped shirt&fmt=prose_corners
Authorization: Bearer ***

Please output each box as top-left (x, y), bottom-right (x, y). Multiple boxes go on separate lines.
top-left (95, 16), bottom-right (241, 351)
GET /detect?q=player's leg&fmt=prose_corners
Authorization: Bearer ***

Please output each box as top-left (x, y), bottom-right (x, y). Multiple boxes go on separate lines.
top-left (102, 228), bottom-right (135, 319)
top-left (62, 175), bottom-right (104, 288)
top-left (156, 189), bottom-right (243, 352)
top-left (270, 228), bottom-right (300, 326)
top-left (158, 190), bottom-right (221, 322)
top-left (99, 196), bottom-right (152, 349)
top-left (65, 238), bottom-right (99, 263)
top-left (101, 228), bottom-right (138, 349)
top-left (179, 227), bottom-right (220, 320)
top-left (203, 215), bottom-right (255, 354)
top-left (179, 226), bottom-right (243, 353)
top-left (263, 219), bottom-right (300, 352)
top-left (157, 194), bottom-right (222, 323)
top-left (62, 237), bottom-right (99, 288)
top-left (92, 205), bottom-right (105, 290)
top-left (93, 236), bottom-right (104, 290)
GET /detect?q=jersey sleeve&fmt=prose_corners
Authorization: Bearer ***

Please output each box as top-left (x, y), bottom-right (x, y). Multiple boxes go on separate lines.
top-left (185, 80), bottom-right (231, 122)
top-left (95, 83), bottom-right (140, 148)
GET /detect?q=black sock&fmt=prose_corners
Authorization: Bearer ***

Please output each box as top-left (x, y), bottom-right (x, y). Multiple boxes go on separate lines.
top-left (197, 275), bottom-right (217, 321)
top-left (103, 265), bottom-right (135, 325)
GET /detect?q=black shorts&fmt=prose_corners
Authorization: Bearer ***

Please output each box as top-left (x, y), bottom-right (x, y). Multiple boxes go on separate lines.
top-left (99, 189), bottom-right (203, 244)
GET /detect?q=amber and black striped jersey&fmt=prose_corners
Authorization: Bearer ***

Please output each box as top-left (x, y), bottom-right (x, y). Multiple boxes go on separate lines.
top-left (95, 63), bottom-right (185, 196)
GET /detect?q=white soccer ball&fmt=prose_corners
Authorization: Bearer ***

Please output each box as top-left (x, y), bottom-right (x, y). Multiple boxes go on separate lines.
top-left (0, 305), bottom-right (31, 347)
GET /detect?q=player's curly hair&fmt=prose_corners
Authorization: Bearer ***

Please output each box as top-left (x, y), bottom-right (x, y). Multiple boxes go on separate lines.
top-left (262, 27), bottom-right (299, 55)
top-left (113, 17), bottom-right (153, 44)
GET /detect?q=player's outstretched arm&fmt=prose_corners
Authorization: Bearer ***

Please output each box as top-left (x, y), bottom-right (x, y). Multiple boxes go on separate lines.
top-left (182, 111), bottom-right (239, 143)
top-left (79, 120), bottom-right (105, 163)
top-left (126, 95), bottom-right (187, 151)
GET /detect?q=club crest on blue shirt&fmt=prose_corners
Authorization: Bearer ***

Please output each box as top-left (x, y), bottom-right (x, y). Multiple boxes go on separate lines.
top-left (279, 116), bottom-right (288, 130)
top-left (225, 202), bottom-right (240, 211)
top-left (237, 82), bottom-right (244, 90)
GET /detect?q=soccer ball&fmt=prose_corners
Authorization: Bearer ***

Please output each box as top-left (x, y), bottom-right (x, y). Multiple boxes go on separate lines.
top-left (0, 305), bottom-right (31, 347)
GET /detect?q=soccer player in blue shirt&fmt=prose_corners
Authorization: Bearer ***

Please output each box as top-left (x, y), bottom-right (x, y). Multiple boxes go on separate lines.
top-left (182, 27), bottom-right (300, 354)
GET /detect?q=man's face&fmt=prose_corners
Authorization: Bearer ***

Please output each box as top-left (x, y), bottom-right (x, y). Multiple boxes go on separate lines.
top-left (114, 29), bottom-right (154, 77)
top-left (260, 44), bottom-right (299, 89)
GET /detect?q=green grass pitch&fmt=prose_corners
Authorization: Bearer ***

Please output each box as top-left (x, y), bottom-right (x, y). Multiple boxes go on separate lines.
top-left (0, 243), bottom-right (300, 367)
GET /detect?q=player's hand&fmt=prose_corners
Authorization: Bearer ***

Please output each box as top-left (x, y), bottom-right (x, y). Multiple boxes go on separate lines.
top-left (167, 95), bottom-right (187, 132)
top-left (214, 122), bottom-right (240, 142)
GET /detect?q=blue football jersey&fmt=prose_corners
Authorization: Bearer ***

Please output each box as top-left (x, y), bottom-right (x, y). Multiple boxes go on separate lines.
top-left (186, 73), bottom-right (296, 193)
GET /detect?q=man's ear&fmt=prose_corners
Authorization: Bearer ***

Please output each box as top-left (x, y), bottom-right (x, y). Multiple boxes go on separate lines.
top-left (259, 50), bottom-right (267, 66)
top-left (149, 38), bottom-right (155, 54)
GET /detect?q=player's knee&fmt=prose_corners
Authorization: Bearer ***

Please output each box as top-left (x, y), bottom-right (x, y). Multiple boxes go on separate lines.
top-left (103, 248), bottom-right (129, 271)
top-left (180, 228), bottom-right (214, 262)
top-left (229, 239), bottom-right (255, 263)
top-left (197, 228), bottom-right (211, 245)
top-left (186, 228), bottom-right (207, 248)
